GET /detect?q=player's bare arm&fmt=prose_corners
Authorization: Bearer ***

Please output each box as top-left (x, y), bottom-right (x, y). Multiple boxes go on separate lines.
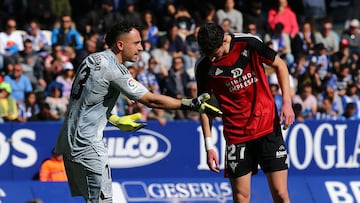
top-left (200, 113), bottom-right (220, 173)
top-left (272, 55), bottom-right (295, 129)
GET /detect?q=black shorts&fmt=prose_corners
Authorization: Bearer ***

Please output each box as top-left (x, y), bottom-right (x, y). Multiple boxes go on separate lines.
top-left (224, 127), bottom-right (288, 178)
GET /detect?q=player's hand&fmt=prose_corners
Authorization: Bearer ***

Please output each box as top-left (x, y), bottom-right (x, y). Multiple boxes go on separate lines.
top-left (280, 101), bottom-right (295, 130)
top-left (207, 149), bottom-right (220, 173)
top-left (181, 93), bottom-right (223, 117)
top-left (109, 113), bottom-right (146, 132)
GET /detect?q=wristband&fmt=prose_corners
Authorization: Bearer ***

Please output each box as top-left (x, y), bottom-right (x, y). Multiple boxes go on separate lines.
top-left (205, 137), bottom-right (214, 151)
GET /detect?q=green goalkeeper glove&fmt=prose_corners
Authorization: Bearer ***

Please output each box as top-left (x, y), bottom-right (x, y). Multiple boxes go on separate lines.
top-left (181, 93), bottom-right (223, 117)
top-left (109, 113), bottom-right (146, 132)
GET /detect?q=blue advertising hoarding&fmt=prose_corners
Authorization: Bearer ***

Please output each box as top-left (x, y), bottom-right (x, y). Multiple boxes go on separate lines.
top-left (0, 120), bottom-right (360, 202)
top-left (1, 177), bottom-right (360, 203)
top-left (1, 120), bottom-right (359, 179)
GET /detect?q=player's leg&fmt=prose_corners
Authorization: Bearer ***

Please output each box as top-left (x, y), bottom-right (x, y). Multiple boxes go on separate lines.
top-left (99, 164), bottom-right (113, 203)
top-left (63, 158), bottom-right (102, 203)
top-left (225, 143), bottom-right (257, 203)
top-left (64, 156), bottom-right (112, 203)
top-left (83, 164), bottom-right (113, 203)
top-left (265, 170), bottom-right (290, 203)
top-left (229, 172), bottom-right (252, 203)
top-left (63, 158), bottom-right (87, 198)
top-left (259, 127), bottom-right (290, 203)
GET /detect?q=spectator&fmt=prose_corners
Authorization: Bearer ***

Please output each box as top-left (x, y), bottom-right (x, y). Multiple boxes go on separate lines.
top-left (43, 44), bottom-right (71, 84)
top-left (137, 57), bottom-right (168, 125)
top-left (157, 2), bottom-right (177, 32)
top-left (343, 83), bottom-right (360, 117)
top-left (331, 38), bottom-right (358, 74)
top-left (297, 62), bottom-right (322, 95)
top-left (198, 2), bottom-right (218, 24)
top-left (314, 19), bottom-right (339, 55)
top-left (28, 101), bottom-right (59, 121)
top-left (55, 62), bottom-right (75, 99)
top-left (23, 20), bottom-right (51, 53)
top-left (80, 0), bottom-right (124, 37)
top-left (146, 55), bottom-right (168, 93)
top-left (39, 149), bottom-right (68, 182)
top-left (293, 84), bottom-right (318, 119)
top-left (308, 43), bottom-right (332, 83)
top-left (151, 35), bottom-right (172, 70)
top-left (268, 70), bottom-right (297, 98)
top-left (290, 53), bottom-right (309, 80)
top-left (0, 81), bottom-right (18, 122)
top-left (216, 0), bottom-right (243, 33)
top-left (122, 0), bottom-right (142, 26)
top-left (141, 10), bottom-right (159, 47)
top-left (341, 18), bottom-right (360, 56)
top-left (167, 24), bottom-right (186, 60)
top-left (220, 18), bottom-right (233, 36)
top-left (10, 39), bottom-right (46, 92)
top-left (0, 18), bottom-right (24, 57)
top-left (184, 26), bottom-right (201, 79)
top-left (339, 102), bottom-right (359, 120)
top-left (162, 56), bottom-right (192, 120)
top-left (264, 22), bottom-right (294, 66)
top-left (292, 19), bottom-right (317, 61)
top-left (73, 32), bottom-right (99, 68)
top-left (293, 103), bottom-right (305, 122)
top-left (333, 84), bottom-right (348, 116)
top-left (267, 0), bottom-right (299, 38)
top-left (4, 63), bottom-right (33, 104)
top-left (64, 45), bottom-right (77, 66)
top-left (270, 83), bottom-right (283, 116)
top-left (243, 1), bottom-right (268, 37)
top-left (314, 96), bottom-right (338, 120)
top-left (334, 64), bottom-right (354, 93)
top-left (44, 81), bottom-right (68, 120)
top-left (51, 14), bottom-right (83, 51)
top-left (317, 85), bottom-right (340, 115)
top-left (183, 81), bottom-right (200, 120)
top-left (18, 91), bottom-right (40, 123)
top-left (174, 5), bottom-right (195, 38)
top-left (137, 57), bottom-right (162, 95)
top-left (124, 65), bottom-right (148, 120)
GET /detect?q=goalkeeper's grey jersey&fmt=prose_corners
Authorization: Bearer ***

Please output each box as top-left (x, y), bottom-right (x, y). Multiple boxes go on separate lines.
top-left (55, 49), bottom-right (148, 165)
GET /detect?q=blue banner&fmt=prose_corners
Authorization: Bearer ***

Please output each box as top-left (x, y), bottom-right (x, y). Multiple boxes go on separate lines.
top-left (0, 120), bottom-right (360, 180)
top-left (1, 176), bottom-right (360, 203)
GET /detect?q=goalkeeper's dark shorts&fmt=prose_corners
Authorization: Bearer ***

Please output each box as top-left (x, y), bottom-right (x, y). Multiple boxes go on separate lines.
top-left (224, 126), bottom-right (288, 178)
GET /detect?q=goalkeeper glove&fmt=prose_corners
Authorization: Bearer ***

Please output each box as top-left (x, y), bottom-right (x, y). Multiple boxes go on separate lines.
top-left (109, 113), bottom-right (146, 132)
top-left (181, 93), bottom-right (223, 117)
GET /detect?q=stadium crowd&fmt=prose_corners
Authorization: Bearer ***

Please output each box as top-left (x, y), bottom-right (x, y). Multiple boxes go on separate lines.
top-left (0, 0), bottom-right (360, 125)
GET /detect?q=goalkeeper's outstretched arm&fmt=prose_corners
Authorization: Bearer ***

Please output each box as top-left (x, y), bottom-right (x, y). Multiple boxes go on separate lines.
top-left (138, 92), bottom-right (222, 117)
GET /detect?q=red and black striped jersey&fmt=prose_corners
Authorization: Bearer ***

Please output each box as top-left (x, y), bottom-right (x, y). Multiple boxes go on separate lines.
top-left (195, 33), bottom-right (278, 144)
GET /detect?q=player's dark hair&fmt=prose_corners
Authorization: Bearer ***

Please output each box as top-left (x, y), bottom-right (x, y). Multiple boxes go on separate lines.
top-left (198, 22), bottom-right (224, 56)
top-left (105, 22), bottom-right (141, 47)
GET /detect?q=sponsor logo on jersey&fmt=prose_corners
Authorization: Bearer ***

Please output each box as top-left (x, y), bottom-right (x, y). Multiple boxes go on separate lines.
top-left (127, 78), bottom-right (137, 89)
top-left (231, 68), bottom-right (243, 78)
top-left (225, 71), bottom-right (258, 92)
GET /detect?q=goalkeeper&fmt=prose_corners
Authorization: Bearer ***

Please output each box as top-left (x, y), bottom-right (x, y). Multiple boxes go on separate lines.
top-left (54, 22), bottom-right (221, 203)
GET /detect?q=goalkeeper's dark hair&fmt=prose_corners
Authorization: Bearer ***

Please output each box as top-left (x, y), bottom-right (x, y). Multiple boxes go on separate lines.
top-left (198, 22), bottom-right (224, 56)
top-left (105, 22), bottom-right (142, 47)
